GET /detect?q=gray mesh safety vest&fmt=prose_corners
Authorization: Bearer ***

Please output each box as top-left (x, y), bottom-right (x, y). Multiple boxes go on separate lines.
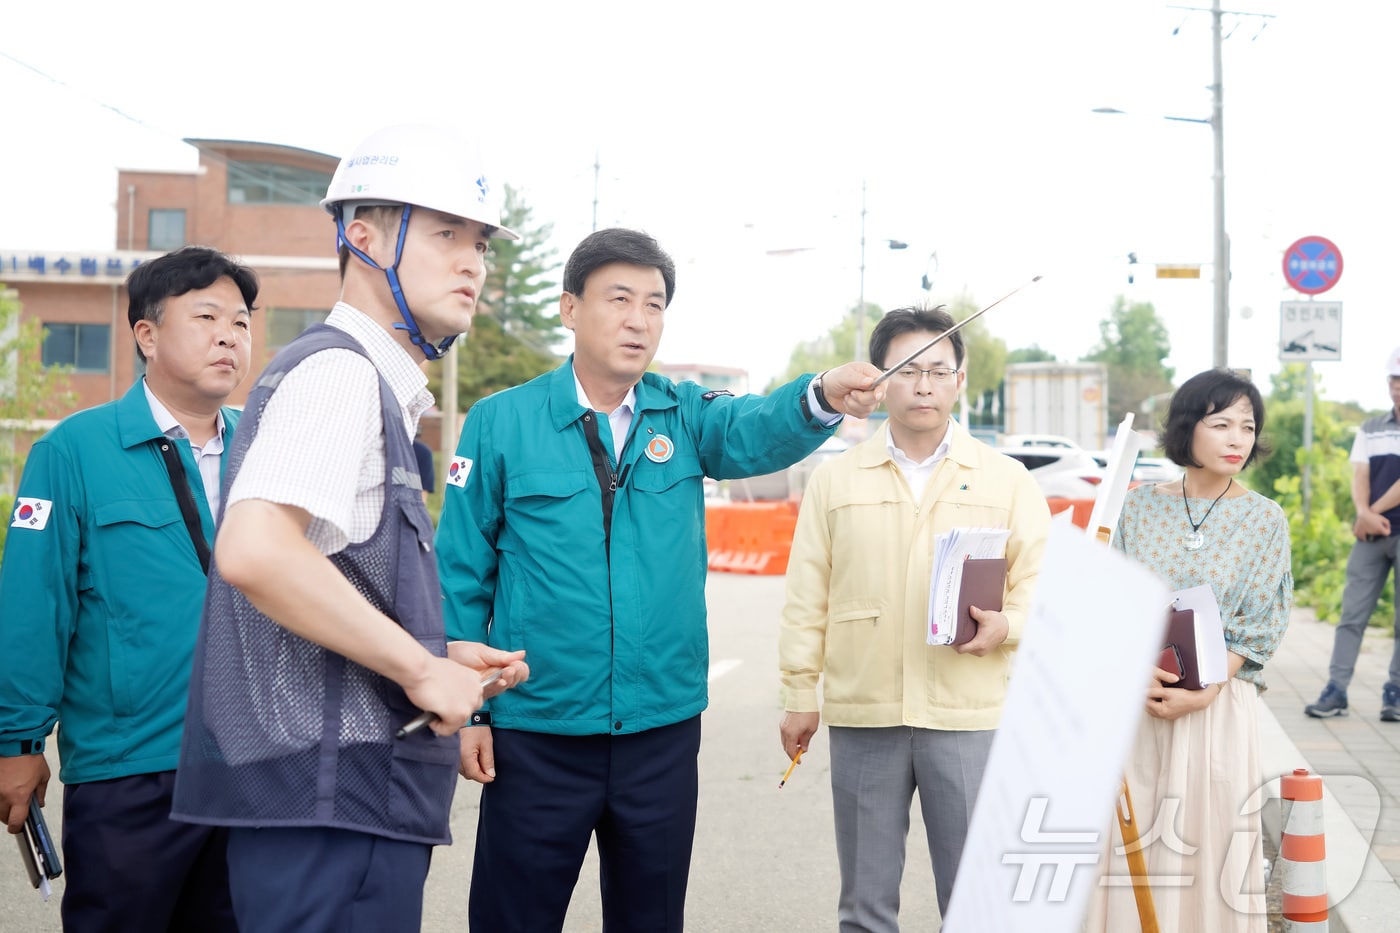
top-left (172, 324), bottom-right (457, 845)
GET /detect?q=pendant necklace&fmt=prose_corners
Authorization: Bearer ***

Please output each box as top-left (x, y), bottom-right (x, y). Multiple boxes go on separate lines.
top-left (1182, 476), bottom-right (1232, 551)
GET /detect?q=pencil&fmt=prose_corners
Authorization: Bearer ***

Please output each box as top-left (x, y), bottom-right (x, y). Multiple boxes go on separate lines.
top-left (779, 748), bottom-right (804, 788)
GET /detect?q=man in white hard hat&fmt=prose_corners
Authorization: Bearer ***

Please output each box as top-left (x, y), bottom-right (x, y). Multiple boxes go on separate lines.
top-left (1305, 343), bottom-right (1400, 722)
top-left (172, 123), bottom-right (528, 931)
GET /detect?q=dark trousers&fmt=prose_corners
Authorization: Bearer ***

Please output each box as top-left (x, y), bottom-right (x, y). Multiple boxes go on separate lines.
top-left (469, 716), bottom-right (703, 933)
top-left (61, 770), bottom-right (236, 933)
top-left (226, 825), bottom-right (432, 933)
top-left (1329, 533), bottom-right (1400, 689)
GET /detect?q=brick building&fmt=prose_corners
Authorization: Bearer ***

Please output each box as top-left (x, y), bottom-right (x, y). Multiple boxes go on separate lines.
top-left (1, 138), bottom-right (342, 429)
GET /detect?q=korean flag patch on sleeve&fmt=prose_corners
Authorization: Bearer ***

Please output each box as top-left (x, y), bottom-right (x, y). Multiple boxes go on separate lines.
top-left (11, 497), bottom-right (53, 531)
top-left (445, 457), bottom-right (473, 488)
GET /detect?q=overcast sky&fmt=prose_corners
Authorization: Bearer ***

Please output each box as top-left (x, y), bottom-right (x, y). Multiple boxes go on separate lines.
top-left (3, 0), bottom-right (1395, 407)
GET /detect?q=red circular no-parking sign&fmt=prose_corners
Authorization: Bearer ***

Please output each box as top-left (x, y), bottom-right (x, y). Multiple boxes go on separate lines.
top-left (1282, 236), bottom-right (1343, 295)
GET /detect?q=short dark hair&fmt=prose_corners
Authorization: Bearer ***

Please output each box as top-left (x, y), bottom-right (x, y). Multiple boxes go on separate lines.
top-left (562, 228), bottom-right (676, 307)
top-left (868, 305), bottom-right (964, 370)
top-left (1161, 369), bottom-right (1271, 468)
top-left (126, 246), bottom-right (259, 361)
top-left (337, 204), bottom-right (403, 278)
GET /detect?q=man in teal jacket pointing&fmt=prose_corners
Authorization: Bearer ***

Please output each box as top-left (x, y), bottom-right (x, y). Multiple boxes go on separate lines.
top-left (436, 227), bottom-right (884, 932)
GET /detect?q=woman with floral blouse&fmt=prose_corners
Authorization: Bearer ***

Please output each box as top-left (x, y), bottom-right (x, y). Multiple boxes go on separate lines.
top-left (1085, 369), bottom-right (1293, 933)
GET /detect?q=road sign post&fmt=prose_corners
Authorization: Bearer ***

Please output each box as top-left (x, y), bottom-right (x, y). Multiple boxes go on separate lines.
top-left (1282, 235), bottom-right (1343, 295)
top-left (1278, 301), bottom-right (1342, 362)
top-left (1280, 235), bottom-right (1343, 523)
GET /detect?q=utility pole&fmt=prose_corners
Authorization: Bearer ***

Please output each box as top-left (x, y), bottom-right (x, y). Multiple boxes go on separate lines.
top-left (856, 178), bottom-right (867, 363)
top-left (1210, 0), bottom-right (1228, 370)
top-left (440, 341), bottom-right (458, 487)
top-left (1172, 1), bottom-right (1273, 367)
top-left (591, 148), bottom-right (600, 233)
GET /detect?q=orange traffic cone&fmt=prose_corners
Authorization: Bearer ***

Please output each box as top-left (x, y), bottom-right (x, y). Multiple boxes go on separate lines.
top-left (1278, 768), bottom-right (1328, 932)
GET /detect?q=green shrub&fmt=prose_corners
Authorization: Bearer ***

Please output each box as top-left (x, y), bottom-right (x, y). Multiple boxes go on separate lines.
top-left (1274, 449), bottom-right (1394, 629)
top-left (1245, 371), bottom-right (1393, 631)
top-left (0, 494), bottom-right (10, 569)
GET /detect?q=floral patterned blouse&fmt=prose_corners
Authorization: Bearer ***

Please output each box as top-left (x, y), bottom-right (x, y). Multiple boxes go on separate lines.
top-left (1113, 484), bottom-right (1294, 691)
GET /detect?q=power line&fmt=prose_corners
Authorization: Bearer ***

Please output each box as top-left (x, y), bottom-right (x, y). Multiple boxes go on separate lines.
top-left (0, 47), bottom-right (332, 208)
top-left (0, 47), bottom-right (151, 129)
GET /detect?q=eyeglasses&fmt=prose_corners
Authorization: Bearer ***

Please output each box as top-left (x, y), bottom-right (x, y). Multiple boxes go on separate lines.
top-left (892, 367), bottom-right (958, 384)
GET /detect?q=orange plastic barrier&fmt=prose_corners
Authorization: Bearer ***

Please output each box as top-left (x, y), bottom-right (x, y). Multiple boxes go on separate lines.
top-left (707, 497), bottom-right (1093, 576)
top-left (1045, 497), bottom-right (1095, 530)
top-left (705, 501), bottom-right (798, 575)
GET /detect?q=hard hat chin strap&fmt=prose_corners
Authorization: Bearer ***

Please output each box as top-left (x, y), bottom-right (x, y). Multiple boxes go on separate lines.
top-left (334, 204), bottom-right (459, 362)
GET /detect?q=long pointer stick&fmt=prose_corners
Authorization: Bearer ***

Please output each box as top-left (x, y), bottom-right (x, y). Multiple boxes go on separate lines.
top-left (870, 275), bottom-right (1043, 388)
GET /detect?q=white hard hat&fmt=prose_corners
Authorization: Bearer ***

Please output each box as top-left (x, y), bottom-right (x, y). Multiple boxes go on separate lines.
top-left (321, 124), bottom-right (518, 240)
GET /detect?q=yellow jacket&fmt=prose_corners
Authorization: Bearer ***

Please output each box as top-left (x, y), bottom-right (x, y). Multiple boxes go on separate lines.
top-left (779, 421), bottom-right (1049, 731)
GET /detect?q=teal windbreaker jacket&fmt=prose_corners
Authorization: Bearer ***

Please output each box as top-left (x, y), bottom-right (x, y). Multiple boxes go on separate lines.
top-left (0, 381), bottom-right (237, 783)
top-left (436, 360), bottom-right (834, 736)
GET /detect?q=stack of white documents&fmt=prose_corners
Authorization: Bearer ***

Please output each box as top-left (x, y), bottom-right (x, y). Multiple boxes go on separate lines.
top-left (927, 527), bottom-right (1010, 646)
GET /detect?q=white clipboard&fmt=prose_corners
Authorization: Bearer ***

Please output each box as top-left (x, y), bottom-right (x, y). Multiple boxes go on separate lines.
top-left (1086, 413), bottom-right (1141, 545)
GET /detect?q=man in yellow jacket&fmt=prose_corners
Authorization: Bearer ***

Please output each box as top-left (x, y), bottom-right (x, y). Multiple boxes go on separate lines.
top-left (779, 305), bottom-right (1050, 930)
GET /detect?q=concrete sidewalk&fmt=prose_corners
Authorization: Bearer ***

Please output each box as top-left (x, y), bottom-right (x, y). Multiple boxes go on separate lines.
top-left (1258, 607), bottom-right (1400, 932)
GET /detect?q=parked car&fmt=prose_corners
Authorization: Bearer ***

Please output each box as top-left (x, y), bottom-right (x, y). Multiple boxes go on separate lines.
top-left (1130, 456), bottom-right (1183, 484)
top-left (725, 435), bottom-right (851, 502)
top-left (1086, 451), bottom-right (1184, 486)
top-left (997, 445), bottom-right (1104, 499)
top-left (999, 433), bottom-right (1082, 450)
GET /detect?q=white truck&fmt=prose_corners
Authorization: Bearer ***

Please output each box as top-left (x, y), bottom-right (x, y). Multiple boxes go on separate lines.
top-left (1002, 362), bottom-right (1109, 451)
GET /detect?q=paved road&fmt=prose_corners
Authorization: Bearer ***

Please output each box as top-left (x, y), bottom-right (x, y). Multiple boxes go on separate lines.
top-left (419, 572), bottom-right (942, 931)
top-left (10, 573), bottom-right (1398, 931)
top-left (1, 573), bottom-right (942, 932)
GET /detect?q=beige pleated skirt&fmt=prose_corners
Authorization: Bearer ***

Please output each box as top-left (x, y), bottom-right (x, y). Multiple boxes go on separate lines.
top-left (1082, 677), bottom-right (1267, 933)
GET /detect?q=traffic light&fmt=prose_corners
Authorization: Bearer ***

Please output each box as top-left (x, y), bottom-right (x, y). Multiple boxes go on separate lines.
top-left (1127, 251), bottom-right (1138, 284)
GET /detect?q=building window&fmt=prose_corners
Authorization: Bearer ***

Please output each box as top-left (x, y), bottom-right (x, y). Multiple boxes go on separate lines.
top-left (149, 209), bottom-right (187, 250)
top-left (265, 308), bottom-right (329, 349)
top-left (227, 160), bottom-right (333, 206)
top-left (42, 323), bottom-right (110, 372)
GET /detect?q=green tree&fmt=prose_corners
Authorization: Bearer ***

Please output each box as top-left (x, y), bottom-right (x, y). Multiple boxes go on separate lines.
top-left (428, 186), bottom-right (564, 411)
top-left (1252, 371), bottom-right (1392, 628)
top-left (1, 287), bottom-right (77, 560)
top-left (445, 314), bottom-right (559, 412)
top-left (1083, 296), bottom-right (1175, 425)
top-left (1250, 365), bottom-right (1370, 515)
top-left (768, 302), bottom-right (884, 391)
top-left (0, 289), bottom-right (75, 428)
top-left (769, 296), bottom-right (1008, 397)
top-left (1273, 445), bottom-right (1393, 628)
top-left (1268, 362), bottom-right (1311, 405)
top-left (1006, 344), bottom-right (1058, 364)
top-left (945, 293), bottom-right (1007, 402)
top-left (481, 184), bottom-right (562, 341)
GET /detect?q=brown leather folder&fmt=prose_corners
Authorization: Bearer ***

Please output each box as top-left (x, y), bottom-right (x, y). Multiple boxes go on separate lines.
top-left (953, 557), bottom-right (1007, 646)
top-left (1162, 607), bottom-right (1209, 689)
